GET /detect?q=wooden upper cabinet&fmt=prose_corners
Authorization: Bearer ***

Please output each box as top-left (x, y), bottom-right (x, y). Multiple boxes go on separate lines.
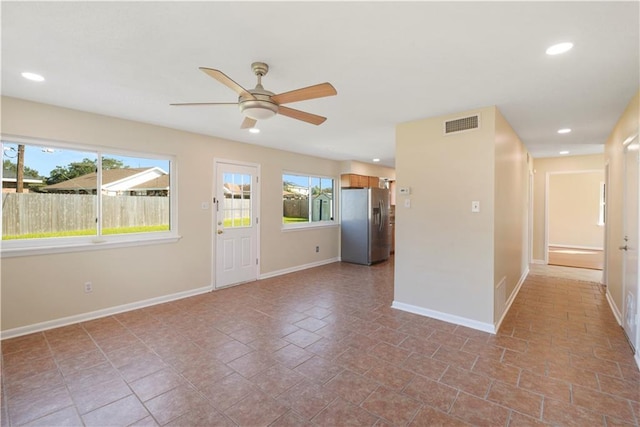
top-left (340, 174), bottom-right (379, 188)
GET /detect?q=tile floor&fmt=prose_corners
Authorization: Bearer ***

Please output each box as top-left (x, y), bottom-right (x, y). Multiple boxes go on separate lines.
top-left (1, 259), bottom-right (638, 426)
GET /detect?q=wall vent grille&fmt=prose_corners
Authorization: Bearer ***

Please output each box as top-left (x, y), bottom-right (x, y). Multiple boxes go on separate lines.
top-left (444, 114), bottom-right (480, 135)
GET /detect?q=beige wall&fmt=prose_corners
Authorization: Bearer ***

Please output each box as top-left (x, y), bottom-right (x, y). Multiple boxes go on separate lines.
top-left (604, 91), bottom-right (640, 314)
top-left (531, 154), bottom-right (604, 261)
top-left (493, 109), bottom-right (530, 323)
top-left (548, 172), bottom-right (604, 248)
top-left (395, 106), bottom-right (528, 329)
top-left (1, 96), bottom-right (341, 332)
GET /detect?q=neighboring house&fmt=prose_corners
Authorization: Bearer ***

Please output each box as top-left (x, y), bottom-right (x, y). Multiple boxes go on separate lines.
top-left (1, 171), bottom-right (43, 193)
top-left (42, 167), bottom-right (169, 196)
top-left (283, 184), bottom-right (309, 199)
top-left (223, 182), bottom-right (250, 198)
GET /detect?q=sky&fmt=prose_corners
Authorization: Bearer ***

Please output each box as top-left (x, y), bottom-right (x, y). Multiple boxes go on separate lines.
top-left (2, 142), bottom-right (169, 178)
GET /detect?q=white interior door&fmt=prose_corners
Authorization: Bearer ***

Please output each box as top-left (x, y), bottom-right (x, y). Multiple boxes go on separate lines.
top-left (215, 161), bottom-right (259, 289)
top-left (622, 137), bottom-right (639, 353)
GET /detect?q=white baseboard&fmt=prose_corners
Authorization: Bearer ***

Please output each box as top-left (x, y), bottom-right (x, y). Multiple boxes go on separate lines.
top-left (548, 244), bottom-right (604, 251)
top-left (259, 257), bottom-right (339, 280)
top-left (391, 301), bottom-right (495, 334)
top-left (494, 267), bottom-right (529, 332)
top-left (531, 259), bottom-right (546, 265)
top-left (1, 285), bottom-right (213, 340)
top-left (605, 289), bottom-right (623, 326)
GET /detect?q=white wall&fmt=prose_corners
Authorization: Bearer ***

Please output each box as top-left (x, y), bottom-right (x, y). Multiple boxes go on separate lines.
top-left (1, 96), bottom-right (341, 333)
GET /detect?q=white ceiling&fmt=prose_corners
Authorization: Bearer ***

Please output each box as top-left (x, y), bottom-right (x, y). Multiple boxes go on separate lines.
top-left (2, 2), bottom-right (638, 168)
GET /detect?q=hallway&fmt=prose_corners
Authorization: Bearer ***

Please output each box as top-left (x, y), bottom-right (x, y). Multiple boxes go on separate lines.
top-left (1, 260), bottom-right (638, 426)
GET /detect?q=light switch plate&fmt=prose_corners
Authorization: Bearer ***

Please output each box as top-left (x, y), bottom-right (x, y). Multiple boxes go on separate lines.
top-left (471, 201), bottom-right (480, 212)
top-left (404, 198), bottom-right (411, 208)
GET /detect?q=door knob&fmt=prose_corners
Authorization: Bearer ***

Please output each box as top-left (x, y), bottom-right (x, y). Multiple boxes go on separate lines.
top-left (619, 245), bottom-right (629, 251)
top-left (217, 230), bottom-right (223, 234)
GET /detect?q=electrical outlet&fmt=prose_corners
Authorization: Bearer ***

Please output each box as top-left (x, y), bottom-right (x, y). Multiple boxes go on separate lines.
top-left (315, 246), bottom-right (320, 253)
top-left (84, 281), bottom-right (93, 293)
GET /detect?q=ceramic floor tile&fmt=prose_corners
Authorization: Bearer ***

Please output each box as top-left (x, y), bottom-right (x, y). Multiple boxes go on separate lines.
top-left (224, 390), bottom-right (289, 427)
top-left (143, 385), bottom-right (210, 425)
top-left (81, 395), bottom-right (149, 427)
top-left (277, 380), bottom-right (337, 420)
top-left (3, 260), bottom-right (639, 427)
top-left (361, 386), bottom-right (422, 425)
top-left (19, 405), bottom-right (83, 427)
top-left (312, 397), bottom-right (379, 426)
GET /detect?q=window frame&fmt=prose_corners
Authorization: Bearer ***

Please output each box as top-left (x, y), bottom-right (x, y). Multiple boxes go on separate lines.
top-left (1, 135), bottom-right (179, 258)
top-left (282, 171), bottom-right (337, 231)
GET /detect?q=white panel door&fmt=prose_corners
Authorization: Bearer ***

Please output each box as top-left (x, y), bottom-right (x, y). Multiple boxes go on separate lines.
top-left (215, 162), bottom-right (259, 289)
top-left (622, 137), bottom-right (639, 353)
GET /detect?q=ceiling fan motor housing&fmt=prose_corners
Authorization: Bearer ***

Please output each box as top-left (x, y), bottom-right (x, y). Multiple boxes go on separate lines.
top-left (239, 86), bottom-right (278, 120)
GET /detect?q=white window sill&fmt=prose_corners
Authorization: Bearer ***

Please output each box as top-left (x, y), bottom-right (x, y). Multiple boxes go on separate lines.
top-left (1, 234), bottom-right (181, 258)
top-left (282, 222), bottom-right (339, 232)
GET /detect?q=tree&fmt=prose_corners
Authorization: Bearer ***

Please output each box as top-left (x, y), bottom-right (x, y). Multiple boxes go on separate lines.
top-left (46, 157), bottom-right (125, 185)
top-left (3, 159), bottom-right (41, 179)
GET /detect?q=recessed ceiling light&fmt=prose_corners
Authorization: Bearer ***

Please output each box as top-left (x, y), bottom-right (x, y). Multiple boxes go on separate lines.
top-left (559, 151), bottom-right (570, 155)
top-left (557, 128), bottom-right (572, 134)
top-left (21, 72), bottom-right (45, 82)
top-left (546, 42), bottom-right (573, 56)
top-left (372, 158), bottom-right (380, 163)
top-left (248, 128), bottom-right (260, 134)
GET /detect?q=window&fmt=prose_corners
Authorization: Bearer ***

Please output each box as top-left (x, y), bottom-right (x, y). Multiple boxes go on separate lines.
top-left (283, 173), bottom-right (334, 227)
top-left (222, 172), bottom-right (252, 227)
top-left (1, 139), bottom-right (176, 256)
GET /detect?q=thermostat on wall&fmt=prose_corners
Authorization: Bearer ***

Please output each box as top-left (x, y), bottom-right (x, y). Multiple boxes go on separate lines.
top-left (398, 187), bottom-right (411, 195)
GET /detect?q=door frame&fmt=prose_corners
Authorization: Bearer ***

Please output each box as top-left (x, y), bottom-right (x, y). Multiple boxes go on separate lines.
top-left (212, 158), bottom-right (261, 289)
top-left (622, 137), bottom-right (640, 356)
top-left (603, 161), bottom-right (610, 286)
top-left (544, 169), bottom-right (605, 264)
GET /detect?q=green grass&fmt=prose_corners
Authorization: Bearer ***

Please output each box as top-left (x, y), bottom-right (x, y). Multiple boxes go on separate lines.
top-left (283, 217), bottom-right (309, 224)
top-left (3, 224), bottom-right (170, 240)
top-left (223, 218), bottom-right (252, 227)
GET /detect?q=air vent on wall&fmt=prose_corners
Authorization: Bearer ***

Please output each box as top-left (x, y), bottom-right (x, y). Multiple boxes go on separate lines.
top-left (444, 114), bottom-right (480, 135)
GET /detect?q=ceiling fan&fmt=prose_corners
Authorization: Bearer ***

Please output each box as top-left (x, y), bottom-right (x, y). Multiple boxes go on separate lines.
top-left (171, 62), bottom-right (337, 129)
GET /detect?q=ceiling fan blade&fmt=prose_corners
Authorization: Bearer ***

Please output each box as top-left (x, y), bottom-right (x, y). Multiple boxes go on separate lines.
top-left (170, 102), bottom-right (238, 106)
top-left (271, 83), bottom-right (337, 105)
top-left (199, 67), bottom-right (256, 100)
top-left (278, 106), bottom-right (327, 125)
top-left (241, 117), bottom-right (257, 129)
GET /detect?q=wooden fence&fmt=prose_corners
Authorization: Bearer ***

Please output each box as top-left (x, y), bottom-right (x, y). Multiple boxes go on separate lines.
top-left (2, 193), bottom-right (169, 236)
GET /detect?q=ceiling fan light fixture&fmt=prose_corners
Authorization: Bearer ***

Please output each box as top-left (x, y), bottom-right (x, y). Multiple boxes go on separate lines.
top-left (242, 106), bottom-right (277, 120)
top-left (239, 96), bottom-right (278, 121)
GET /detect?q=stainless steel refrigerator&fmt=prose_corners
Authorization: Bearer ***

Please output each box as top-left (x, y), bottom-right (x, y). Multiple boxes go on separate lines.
top-left (341, 187), bottom-right (391, 265)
